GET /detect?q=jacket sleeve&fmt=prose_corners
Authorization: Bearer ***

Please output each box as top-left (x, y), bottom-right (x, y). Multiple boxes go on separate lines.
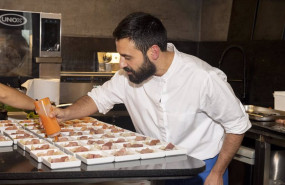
top-left (88, 70), bottom-right (126, 114)
top-left (199, 69), bottom-right (251, 134)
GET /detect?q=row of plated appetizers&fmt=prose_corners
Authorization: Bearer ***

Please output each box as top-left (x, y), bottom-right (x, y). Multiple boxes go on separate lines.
top-left (0, 118), bottom-right (187, 169)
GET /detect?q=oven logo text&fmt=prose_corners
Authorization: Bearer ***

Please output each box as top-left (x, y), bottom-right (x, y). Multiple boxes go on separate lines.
top-left (0, 14), bottom-right (27, 26)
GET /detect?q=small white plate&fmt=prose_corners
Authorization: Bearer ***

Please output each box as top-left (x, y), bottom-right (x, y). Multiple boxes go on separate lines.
top-left (65, 131), bottom-right (90, 136)
top-left (3, 129), bottom-right (27, 135)
top-left (30, 149), bottom-right (66, 162)
top-left (70, 135), bottom-right (95, 141)
top-left (8, 134), bottom-right (37, 144)
top-left (108, 137), bottom-right (128, 144)
top-left (134, 147), bottom-right (165, 159)
top-left (0, 124), bottom-right (20, 132)
top-left (99, 133), bottom-right (117, 139)
top-left (26, 143), bottom-right (58, 153)
top-left (157, 145), bottom-right (187, 156)
top-left (112, 148), bottom-right (140, 162)
top-left (29, 129), bottom-right (46, 137)
top-left (0, 135), bottom-right (13, 147)
top-left (116, 142), bottom-right (146, 149)
top-left (55, 141), bottom-right (84, 150)
top-left (118, 132), bottom-right (136, 138)
top-left (53, 136), bottom-right (74, 143)
top-left (64, 145), bottom-right (98, 155)
top-left (42, 155), bottom-right (81, 169)
top-left (17, 138), bottom-right (47, 150)
top-left (79, 138), bottom-right (107, 145)
top-left (76, 151), bottom-right (114, 165)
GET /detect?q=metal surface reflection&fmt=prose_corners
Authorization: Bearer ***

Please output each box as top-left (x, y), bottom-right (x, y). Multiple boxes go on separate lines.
top-left (270, 150), bottom-right (285, 183)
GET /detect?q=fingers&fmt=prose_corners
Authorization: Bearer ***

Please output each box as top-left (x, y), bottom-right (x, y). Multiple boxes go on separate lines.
top-left (49, 106), bottom-right (58, 118)
top-left (275, 119), bottom-right (285, 125)
top-left (49, 106), bottom-right (65, 123)
top-left (38, 117), bottom-right (43, 129)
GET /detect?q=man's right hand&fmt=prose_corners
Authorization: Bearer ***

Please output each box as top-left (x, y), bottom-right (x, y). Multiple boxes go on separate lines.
top-left (49, 95), bottom-right (99, 123)
top-left (49, 106), bottom-right (68, 123)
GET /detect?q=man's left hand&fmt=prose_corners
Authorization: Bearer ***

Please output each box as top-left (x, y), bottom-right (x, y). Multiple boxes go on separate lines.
top-left (204, 171), bottom-right (223, 185)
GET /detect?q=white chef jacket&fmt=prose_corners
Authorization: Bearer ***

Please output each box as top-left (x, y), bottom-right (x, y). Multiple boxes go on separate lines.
top-left (88, 43), bottom-right (251, 160)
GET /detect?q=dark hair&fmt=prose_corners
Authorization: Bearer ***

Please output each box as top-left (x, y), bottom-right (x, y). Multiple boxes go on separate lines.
top-left (113, 12), bottom-right (167, 54)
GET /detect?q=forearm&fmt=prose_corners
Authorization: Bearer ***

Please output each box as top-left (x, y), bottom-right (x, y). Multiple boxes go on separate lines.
top-left (211, 133), bottom-right (244, 175)
top-left (10, 95), bottom-right (35, 110)
top-left (62, 95), bottom-right (98, 121)
top-left (0, 84), bottom-right (35, 110)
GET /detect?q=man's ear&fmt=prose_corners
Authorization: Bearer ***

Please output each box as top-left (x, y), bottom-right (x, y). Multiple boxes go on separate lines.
top-left (148, 45), bottom-right (160, 61)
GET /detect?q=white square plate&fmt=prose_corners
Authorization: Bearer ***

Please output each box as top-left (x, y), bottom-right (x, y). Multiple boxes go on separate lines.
top-left (26, 143), bottom-right (58, 153)
top-left (30, 149), bottom-right (66, 162)
top-left (42, 155), bottom-right (81, 169)
top-left (157, 145), bottom-right (187, 156)
top-left (134, 147), bottom-right (165, 159)
top-left (0, 135), bottom-right (13, 146)
top-left (112, 148), bottom-right (140, 162)
top-left (54, 141), bottom-right (84, 150)
top-left (64, 145), bottom-right (98, 156)
top-left (17, 138), bottom-right (47, 150)
top-left (76, 151), bottom-right (114, 165)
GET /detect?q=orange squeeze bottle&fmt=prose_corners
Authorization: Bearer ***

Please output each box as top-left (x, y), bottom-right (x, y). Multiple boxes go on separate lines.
top-left (34, 97), bottom-right (61, 137)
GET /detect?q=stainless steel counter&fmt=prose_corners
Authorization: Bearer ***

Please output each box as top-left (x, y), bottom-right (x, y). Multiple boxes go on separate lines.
top-left (246, 121), bottom-right (285, 185)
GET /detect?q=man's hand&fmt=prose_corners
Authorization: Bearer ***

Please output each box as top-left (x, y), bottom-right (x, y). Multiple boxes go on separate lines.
top-left (49, 106), bottom-right (67, 123)
top-left (204, 171), bottom-right (223, 185)
top-left (203, 133), bottom-right (244, 185)
top-left (48, 95), bottom-right (99, 123)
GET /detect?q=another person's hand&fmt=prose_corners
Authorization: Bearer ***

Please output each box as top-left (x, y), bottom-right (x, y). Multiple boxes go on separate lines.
top-left (275, 119), bottom-right (285, 125)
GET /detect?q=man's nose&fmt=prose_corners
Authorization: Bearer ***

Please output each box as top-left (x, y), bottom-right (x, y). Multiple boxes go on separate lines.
top-left (119, 58), bottom-right (127, 69)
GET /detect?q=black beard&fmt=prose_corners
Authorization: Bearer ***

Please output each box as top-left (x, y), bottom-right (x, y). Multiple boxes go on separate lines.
top-left (124, 55), bottom-right (156, 84)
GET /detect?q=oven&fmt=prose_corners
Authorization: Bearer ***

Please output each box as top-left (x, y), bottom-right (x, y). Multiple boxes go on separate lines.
top-left (0, 9), bottom-right (61, 87)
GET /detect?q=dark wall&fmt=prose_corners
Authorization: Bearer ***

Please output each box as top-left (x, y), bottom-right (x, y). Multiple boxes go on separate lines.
top-left (224, 0), bottom-right (285, 107)
top-left (61, 34), bottom-right (284, 108)
top-left (59, 0), bottom-right (285, 108)
top-left (61, 37), bottom-right (116, 72)
top-left (60, 37), bottom-right (198, 72)
top-left (197, 41), bottom-right (285, 108)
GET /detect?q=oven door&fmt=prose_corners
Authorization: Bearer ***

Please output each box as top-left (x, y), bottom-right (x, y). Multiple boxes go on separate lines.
top-left (40, 13), bottom-right (61, 57)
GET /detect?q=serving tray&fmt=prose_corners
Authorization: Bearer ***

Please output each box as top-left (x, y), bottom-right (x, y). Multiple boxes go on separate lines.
top-left (244, 105), bottom-right (285, 121)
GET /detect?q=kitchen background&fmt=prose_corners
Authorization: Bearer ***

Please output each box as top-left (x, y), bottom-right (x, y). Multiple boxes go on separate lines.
top-left (0, 0), bottom-right (284, 108)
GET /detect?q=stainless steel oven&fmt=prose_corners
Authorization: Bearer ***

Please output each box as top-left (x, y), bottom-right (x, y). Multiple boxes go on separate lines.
top-left (0, 9), bottom-right (61, 86)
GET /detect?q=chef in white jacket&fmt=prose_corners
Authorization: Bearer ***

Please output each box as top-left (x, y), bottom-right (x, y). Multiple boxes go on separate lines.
top-left (51, 12), bottom-right (251, 185)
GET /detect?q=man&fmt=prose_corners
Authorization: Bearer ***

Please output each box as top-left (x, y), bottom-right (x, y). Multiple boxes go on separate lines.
top-left (51, 12), bottom-right (251, 185)
top-left (0, 83), bottom-right (35, 110)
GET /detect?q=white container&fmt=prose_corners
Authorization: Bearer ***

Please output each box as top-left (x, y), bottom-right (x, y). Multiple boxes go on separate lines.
top-left (42, 155), bottom-right (81, 169)
top-left (273, 91), bottom-right (285, 111)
